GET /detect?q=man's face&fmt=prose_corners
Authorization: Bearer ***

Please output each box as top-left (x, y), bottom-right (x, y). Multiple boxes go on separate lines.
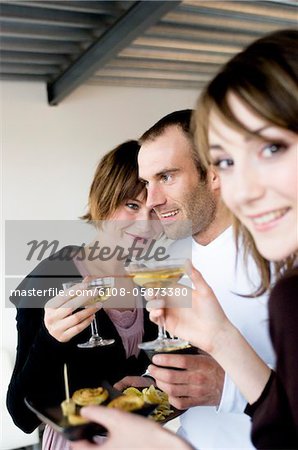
top-left (138, 125), bottom-right (217, 239)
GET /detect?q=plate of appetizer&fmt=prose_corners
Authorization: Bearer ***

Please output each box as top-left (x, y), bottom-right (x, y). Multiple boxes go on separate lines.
top-left (122, 385), bottom-right (184, 424)
top-left (25, 365), bottom-right (157, 441)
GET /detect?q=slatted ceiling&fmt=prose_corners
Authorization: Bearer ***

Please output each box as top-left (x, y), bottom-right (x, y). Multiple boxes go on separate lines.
top-left (133, 37), bottom-right (241, 55)
top-left (0, 3), bottom-right (117, 27)
top-left (104, 58), bottom-right (220, 75)
top-left (0, 37), bottom-right (81, 53)
top-left (0, 73), bottom-right (48, 81)
top-left (145, 25), bottom-right (256, 46)
top-left (95, 67), bottom-right (212, 83)
top-left (0, 50), bottom-right (70, 65)
top-left (0, 0), bottom-right (297, 104)
top-left (163, 10), bottom-right (292, 33)
top-left (93, 0), bottom-right (297, 90)
top-left (87, 76), bottom-right (207, 91)
top-left (268, 0), bottom-right (298, 5)
top-left (178, 0), bottom-right (297, 25)
top-left (0, 0), bottom-right (134, 88)
top-left (1, 63), bottom-right (60, 75)
top-left (184, 0), bottom-right (297, 21)
top-left (119, 47), bottom-right (230, 65)
top-left (0, 22), bottom-right (95, 41)
top-left (6, 1), bottom-right (127, 15)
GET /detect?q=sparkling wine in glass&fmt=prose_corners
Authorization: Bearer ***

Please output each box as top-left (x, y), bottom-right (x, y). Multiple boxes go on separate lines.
top-left (126, 258), bottom-right (189, 351)
top-left (62, 277), bottom-right (115, 348)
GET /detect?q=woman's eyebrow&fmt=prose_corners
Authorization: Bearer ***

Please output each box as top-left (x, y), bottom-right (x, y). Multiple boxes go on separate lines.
top-left (245, 125), bottom-right (272, 141)
top-left (127, 197), bottom-right (141, 203)
top-left (209, 126), bottom-right (273, 148)
top-left (209, 144), bottom-right (224, 150)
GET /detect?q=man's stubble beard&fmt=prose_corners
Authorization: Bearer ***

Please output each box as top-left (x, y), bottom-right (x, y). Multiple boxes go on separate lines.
top-left (163, 181), bottom-right (217, 240)
top-left (188, 181), bottom-right (217, 237)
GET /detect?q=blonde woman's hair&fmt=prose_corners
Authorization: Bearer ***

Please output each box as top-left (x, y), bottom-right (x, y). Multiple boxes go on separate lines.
top-left (193, 29), bottom-right (298, 294)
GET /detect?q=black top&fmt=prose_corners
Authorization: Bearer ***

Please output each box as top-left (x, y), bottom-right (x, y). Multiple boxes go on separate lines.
top-left (245, 269), bottom-right (298, 449)
top-left (6, 247), bottom-right (157, 433)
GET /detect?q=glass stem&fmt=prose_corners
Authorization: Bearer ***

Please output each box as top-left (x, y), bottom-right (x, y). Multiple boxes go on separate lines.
top-left (157, 318), bottom-right (167, 339)
top-left (90, 317), bottom-right (100, 339)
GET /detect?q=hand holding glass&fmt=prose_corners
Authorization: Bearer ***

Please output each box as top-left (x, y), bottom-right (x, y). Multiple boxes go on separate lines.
top-left (62, 277), bottom-right (115, 348)
top-left (126, 258), bottom-right (189, 351)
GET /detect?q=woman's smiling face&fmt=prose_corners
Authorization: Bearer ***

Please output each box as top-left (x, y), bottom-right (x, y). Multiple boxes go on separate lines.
top-left (107, 194), bottom-right (162, 252)
top-left (208, 93), bottom-right (298, 262)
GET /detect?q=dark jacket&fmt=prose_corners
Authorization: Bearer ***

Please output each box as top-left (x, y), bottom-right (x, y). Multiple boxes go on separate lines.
top-left (6, 247), bottom-right (157, 433)
top-left (245, 270), bottom-right (298, 449)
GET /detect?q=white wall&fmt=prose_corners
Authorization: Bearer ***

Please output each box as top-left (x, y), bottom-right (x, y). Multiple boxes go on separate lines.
top-left (2, 81), bottom-right (199, 220)
top-left (1, 79), bottom-right (199, 363)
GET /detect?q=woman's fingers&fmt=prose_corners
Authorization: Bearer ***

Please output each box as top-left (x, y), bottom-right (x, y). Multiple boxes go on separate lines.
top-left (71, 406), bottom-right (193, 450)
top-left (146, 299), bottom-right (165, 310)
top-left (62, 314), bottom-right (95, 342)
top-left (45, 305), bottom-right (74, 323)
top-left (46, 281), bottom-right (87, 308)
top-left (186, 260), bottom-right (211, 294)
top-left (46, 281), bottom-right (103, 310)
top-left (81, 405), bottom-right (125, 430)
top-left (57, 306), bottom-right (97, 330)
top-left (44, 303), bottom-right (101, 342)
top-left (144, 289), bottom-right (157, 301)
top-left (146, 298), bottom-right (165, 325)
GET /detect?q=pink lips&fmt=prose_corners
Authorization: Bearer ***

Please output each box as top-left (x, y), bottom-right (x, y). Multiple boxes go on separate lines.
top-left (247, 208), bottom-right (289, 232)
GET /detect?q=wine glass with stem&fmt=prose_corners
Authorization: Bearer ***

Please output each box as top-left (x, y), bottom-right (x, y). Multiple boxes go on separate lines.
top-left (62, 277), bottom-right (115, 348)
top-left (125, 258), bottom-right (189, 351)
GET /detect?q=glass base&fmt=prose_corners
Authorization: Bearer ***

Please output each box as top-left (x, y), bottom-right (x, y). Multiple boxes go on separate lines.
top-left (77, 336), bottom-right (115, 348)
top-left (138, 337), bottom-right (189, 352)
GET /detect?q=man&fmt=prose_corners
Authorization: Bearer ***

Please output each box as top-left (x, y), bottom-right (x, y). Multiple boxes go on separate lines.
top-left (117, 110), bottom-right (274, 450)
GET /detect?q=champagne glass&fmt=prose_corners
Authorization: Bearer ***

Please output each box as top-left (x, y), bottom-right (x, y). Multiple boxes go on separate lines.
top-left (62, 277), bottom-right (115, 348)
top-left (126, 258), bottom-right (189, 351)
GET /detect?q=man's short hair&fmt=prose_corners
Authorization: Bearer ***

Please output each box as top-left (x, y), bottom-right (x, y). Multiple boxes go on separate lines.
top-left (140, 109), bottom-right (193, 143)
top-left (139, 109), bottom-right (208, 181)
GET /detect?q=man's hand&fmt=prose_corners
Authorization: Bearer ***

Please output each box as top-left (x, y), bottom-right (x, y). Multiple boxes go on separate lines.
top-left (148, 354), bottom-right (224, 410)
top-left (113, 375), bottom-right (155, 391)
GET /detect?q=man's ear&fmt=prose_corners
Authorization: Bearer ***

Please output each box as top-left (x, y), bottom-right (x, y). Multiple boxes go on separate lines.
top-left (208, 166), bottom-right (221, 190)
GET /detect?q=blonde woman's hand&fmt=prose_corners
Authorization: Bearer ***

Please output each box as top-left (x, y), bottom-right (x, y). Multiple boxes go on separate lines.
top-left (147, 261), bottom-right (231, 355)
top-left (44, 280), bottom-right (102, 343)
top-left (70, 406), bottom-right (193, 450)
top-left (148, 262), bottom-right (271, 405)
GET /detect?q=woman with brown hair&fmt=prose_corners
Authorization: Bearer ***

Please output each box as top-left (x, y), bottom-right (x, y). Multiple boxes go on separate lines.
top-left (7, 140), bottom-right (160, 449)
